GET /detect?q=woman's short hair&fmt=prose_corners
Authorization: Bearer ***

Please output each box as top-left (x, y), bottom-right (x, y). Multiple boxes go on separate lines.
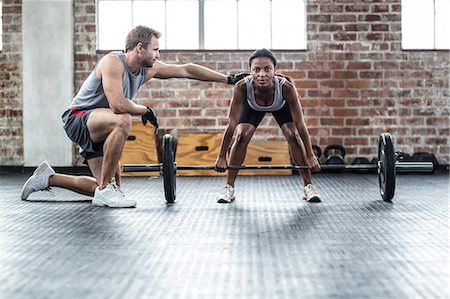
top-left (248, 48), bottom-right (277, 67)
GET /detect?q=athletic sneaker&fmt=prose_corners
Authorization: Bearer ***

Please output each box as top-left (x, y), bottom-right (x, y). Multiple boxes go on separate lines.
top-left (217, 184), bottom-right (235, 203)
top-left (92, 178), bottom-right (136, 208)
top-left (304, 183), bottom-right (321, 202)
top-left (20, 161), bottom-right (55, 200)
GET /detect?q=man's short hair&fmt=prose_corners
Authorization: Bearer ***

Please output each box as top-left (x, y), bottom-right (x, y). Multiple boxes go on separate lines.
top-left (125, 26), bottom-right (161, 52)
top-left (248, 48), bottom-right (277, 67)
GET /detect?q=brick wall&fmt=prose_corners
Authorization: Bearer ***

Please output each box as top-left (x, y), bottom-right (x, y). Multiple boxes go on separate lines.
top-left (1, 0), bottom-right (449, 165)
top-left (129, 0), bottom-right (448, 163)
top-left (72, 0), bottom-right (97, 165)
top-left (0, 0), bottom-right (22, 165)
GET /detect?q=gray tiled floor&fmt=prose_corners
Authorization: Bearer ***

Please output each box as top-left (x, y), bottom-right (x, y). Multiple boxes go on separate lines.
top-left (0, 172), bottom-right (448, 299)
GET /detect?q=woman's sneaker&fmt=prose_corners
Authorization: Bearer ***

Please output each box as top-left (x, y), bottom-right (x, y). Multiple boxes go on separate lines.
top-left (304, 183), bottom-right (321, 202)
top-left (20, 161), bottom-right (55, 200)
top-left (217, 184), bottom-right (235, 203)
top-left (92, 178), bottom-right (136, 208)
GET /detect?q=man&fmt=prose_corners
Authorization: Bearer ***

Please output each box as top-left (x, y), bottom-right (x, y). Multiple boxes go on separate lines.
top-left (214, 48), bottom-right (321, 203)
top-left (20, 25), bottom-right (246, 208)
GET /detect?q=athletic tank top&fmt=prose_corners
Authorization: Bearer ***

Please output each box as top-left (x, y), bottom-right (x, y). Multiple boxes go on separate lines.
top-left (244, 75), bottom-right (287, 112)
top-left (67, 51), bottom-right (147, 111)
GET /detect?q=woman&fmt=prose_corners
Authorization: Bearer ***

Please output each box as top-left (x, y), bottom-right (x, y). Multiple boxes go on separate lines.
top-left (214, 48), bottom-right (321, 203)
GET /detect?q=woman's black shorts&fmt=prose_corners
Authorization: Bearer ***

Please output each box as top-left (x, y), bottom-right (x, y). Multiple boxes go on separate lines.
top-left (238, 100), bottom-right (293, 128)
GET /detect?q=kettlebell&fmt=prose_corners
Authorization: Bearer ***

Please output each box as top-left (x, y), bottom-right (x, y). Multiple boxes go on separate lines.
top-left (395, 151), bottom-right (412, 162)
top-left (324, 144), bottom-right (346, 173)
top-left (312, 145), bottom-right (322, 162)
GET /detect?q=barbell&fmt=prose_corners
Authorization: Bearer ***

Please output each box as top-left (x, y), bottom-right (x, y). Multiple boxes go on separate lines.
top-left (123, 133), bottom-right (434, 203)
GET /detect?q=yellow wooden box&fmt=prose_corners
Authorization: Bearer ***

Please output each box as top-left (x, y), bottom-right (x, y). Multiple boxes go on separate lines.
top-left (176, 132), bottom-right (226, 176)
top-left (239, 140), bottom-right (292, 175)
top-left (120, 122), bottom-right (158, 177)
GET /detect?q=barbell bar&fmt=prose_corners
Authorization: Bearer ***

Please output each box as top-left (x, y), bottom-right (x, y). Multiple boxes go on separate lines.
top-left (122, 133), bottom-right (434, 203)
top-left (123, 162), bottom-right (432, 172)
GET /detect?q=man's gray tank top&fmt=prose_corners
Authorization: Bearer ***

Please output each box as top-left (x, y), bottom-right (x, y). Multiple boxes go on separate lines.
top-left (244, 75), bottom-right (287, 112)
top-left (67, 51), bottom-right (147, 112)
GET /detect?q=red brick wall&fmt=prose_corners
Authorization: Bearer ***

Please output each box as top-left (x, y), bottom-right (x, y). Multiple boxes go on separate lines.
top-left (71, 0), bottom-right (97, 164)
top-left (0, 0), bottom-right (22, 165)
top-left (1, 0), bottom-right (449, 165)
top-left (130, 1), bottom-right (448, 163)
top-left (74, 0), bottom-right (96, 92)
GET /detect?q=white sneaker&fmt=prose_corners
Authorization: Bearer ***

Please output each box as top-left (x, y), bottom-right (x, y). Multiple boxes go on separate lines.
top-left (217, 184), bottom-right (235, 203)
top-left (92, 178), bottom-right (136, 208)
top-left (304, 183), bottom-right (321, 202)
top-left (21, 161), bottom-right (55, 200)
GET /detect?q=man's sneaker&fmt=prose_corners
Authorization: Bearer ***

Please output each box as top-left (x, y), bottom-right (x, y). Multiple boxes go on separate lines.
top-left (92, 178), bottom-right (136, 208)
top-left (217, 184), bottom-right (235, 203)
top-left (21, 161), bottom-right (55, 200)
top-left (304, 183), bottom-right (321, 202)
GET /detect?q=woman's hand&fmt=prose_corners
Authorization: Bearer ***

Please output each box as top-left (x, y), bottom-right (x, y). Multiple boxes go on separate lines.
top-left (214, 157), bottom-right (228, 172)
top-left (306, 155), bottom-right (321, 172)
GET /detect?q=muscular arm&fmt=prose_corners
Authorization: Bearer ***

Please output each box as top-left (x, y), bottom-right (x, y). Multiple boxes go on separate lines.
top-left (283, 82), bottom-right (315, 159)
top-left (149, 61), bottom-right (228, 83)
top-left (98, 55), bottom-right (147, 115)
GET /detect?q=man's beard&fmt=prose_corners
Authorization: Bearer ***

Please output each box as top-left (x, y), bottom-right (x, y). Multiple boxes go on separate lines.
top-left (140, 58), bottom-right (154, 68)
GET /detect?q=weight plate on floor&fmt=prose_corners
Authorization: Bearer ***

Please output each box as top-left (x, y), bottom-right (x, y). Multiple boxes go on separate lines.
top-left (378, 133), bottom-right (396, 202)
top-left (162, 134), bottom-right (176, 203)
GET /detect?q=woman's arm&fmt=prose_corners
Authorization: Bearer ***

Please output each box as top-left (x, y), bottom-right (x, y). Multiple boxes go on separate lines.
top-left (283, 82), bottom-right (320, 171)
top-left (215, 82), bottom-right (246, 171)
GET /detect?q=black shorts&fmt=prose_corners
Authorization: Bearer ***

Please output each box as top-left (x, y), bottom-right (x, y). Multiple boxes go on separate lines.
top-left (238, 100), bottom-right (293, 128)
top-left (62, 109), bottom-right (104, 163)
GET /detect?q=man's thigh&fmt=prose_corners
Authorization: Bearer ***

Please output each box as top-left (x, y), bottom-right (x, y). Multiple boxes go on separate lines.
top-left (86, 108), bottom-right (129, 143)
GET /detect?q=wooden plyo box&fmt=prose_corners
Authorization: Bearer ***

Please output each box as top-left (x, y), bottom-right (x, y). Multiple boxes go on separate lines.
top-left (176, 132), bottom-right (226, 176)
top-left (239, 140), bottom-right (292, 176)
top-left (120, 122), bottom-right (158, 177)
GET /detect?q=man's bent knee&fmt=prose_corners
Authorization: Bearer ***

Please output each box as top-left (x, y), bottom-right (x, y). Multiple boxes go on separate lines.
top-left (87, 109), bottom-right (132, 142)
top-left (115, 113), bottom-right (132, 135)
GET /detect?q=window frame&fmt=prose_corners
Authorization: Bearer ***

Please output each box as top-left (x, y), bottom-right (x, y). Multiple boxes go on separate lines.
top-left (401, 0), bottom-right (450, 50)
top-left (0, 0), bottom-right (3, 51)
top-left (96, 0), bottom-right (307, 51)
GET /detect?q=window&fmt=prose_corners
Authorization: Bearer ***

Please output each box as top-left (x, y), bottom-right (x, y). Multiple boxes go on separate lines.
top-left (0, 1), bottom-right (3, 51)
top-left (97, 0), bottom-right (306, 50)
top-left (402, 0), bottom-right (450, 49)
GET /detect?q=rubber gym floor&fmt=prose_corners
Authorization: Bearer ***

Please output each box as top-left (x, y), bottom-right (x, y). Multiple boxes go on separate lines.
top-left (1, 171), bottom-right (448, 299)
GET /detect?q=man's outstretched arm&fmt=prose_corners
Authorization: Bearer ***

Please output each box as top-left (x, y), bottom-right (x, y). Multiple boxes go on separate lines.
top-left (149, 61), bottom-right (248, 84)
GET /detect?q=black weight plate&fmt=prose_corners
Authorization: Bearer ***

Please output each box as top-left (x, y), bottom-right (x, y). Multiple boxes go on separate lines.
top-left (378, 133), bottom-right (396, 202)
top-left (162, 134), bottom-right (176, 203)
